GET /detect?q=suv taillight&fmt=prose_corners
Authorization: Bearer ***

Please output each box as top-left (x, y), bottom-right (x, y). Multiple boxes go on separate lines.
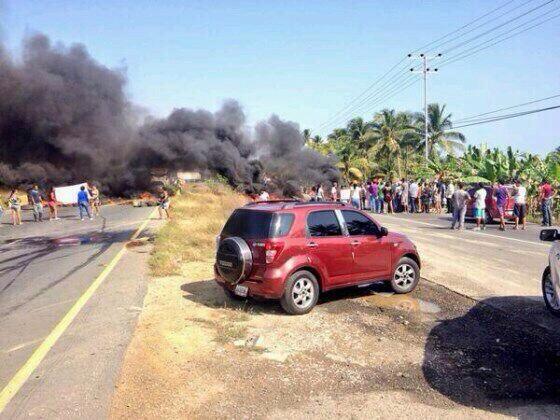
top-left (264, 240), bottom-right (284, 264)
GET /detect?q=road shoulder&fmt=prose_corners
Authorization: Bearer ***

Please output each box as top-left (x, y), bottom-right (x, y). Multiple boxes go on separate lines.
top-left (2, 218), bottom-right (161, 418)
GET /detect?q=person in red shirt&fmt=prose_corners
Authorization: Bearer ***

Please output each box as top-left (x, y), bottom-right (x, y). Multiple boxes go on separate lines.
top-left (540, 179), bottom-right (555, 226)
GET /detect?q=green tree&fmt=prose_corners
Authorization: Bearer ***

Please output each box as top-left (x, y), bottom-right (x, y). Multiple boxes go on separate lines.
top-left (368, 109), bottom-right (417, 177)
top-left (417, 104), bottom-right (466, 157)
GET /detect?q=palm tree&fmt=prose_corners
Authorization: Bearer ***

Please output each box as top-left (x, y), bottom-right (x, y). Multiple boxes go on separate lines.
top-left (417, 103), bottom-right (466, 157)
top-left (302, 129), bottom-right (311, 143)
top-left (368, 109), bottom-right (417, 177)
top-left (346, 117), bottom-right (374, 153)
top-left (327, 128), bottom-right (368, 182)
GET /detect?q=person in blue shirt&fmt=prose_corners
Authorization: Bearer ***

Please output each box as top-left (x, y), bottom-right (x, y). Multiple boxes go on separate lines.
top-left (77, 186), bottom-right (92, 220)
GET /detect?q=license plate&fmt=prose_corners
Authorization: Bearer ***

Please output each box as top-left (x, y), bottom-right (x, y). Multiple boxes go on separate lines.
top-left (234, 284), bottom-right (249, 297)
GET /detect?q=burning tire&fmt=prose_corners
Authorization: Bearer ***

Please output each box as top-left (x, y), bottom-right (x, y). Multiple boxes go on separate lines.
top-left (216, 237), bottom-right (253, 284)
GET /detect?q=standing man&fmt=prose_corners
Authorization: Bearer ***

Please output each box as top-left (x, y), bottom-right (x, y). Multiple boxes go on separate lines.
top-left (494, 179), bottom-right (509, 231)
top-left (513, 179), bottom-right (527, 230)
top-left (317, 184), bottom-right (325, 202)
top-left (409, 179), bottom-right (419, 213)
top-left (451, 182), bottom-right (470, 230)
top-left (473, 182), bottom-right (487, 231)
top-left (400, 178), bottom-right (409, 213)
top-left (351, 183), bottom-right (361, 209)
top-left (29, 185), bottom-right (44, 222)
top-left (77, 185), bottom-right (93, 221)
top-left (331, 181), bottom-right (339, 202)
top-left (367, 181), bottom-right (376, 211)
top-left (540, 179), bottom-right (555, 227)
top-left (89, 184), bottom-right (101, 216)
top-left (446, 180), bottom-right (455, 214)
top-left (158, 187), bottom-right (171, 219)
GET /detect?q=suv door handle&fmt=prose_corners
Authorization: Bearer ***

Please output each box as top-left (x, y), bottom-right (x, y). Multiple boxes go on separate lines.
top-left (307, 242), bottom-right (318, 248)
top-left (351, 240), bottom-right (360, 246)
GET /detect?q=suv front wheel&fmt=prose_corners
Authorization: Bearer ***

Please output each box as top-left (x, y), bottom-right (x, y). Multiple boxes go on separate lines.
top-left (280, 270), bottom-right (319, 315)
top-left (390, 257), bottom-right (420, 294)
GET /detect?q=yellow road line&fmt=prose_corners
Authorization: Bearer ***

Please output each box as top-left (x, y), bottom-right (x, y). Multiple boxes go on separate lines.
top-left (0, 209), bottom-right (157, 413)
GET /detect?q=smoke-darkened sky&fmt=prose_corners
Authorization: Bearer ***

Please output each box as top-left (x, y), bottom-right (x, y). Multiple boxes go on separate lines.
top-left (0, 33), bottom-right (338, 194)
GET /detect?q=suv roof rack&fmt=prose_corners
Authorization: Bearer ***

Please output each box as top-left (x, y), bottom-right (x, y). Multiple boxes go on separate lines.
top-left (281, 201), bottom-right (347, 209)
top-left (245, 199), bottom-right (301, 207)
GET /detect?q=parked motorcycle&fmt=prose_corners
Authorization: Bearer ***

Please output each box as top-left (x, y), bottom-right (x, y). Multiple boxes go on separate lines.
top-left (540, 228), bottom-right (560, 316)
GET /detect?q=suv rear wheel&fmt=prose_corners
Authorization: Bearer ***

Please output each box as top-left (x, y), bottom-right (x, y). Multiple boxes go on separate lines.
top-left (280, 270), bottom-right (319, 315)
top-left (390, 257), bottom-right (420, 294)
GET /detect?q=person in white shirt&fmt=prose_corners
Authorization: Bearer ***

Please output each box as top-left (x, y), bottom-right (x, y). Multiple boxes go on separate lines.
top-left (317, 184), bottom-right (325, 201)
top-left (409, 181), bottom-right (419, 213)
top-left (351, 183), bottom-right (362, 209)
top-left (513, 179), bottom-right (527, 230)
top-left (259, 190), bottom-right (270, 201)
top-left (446, 181), bottom-right (455, 214)
top-left (331, 181), bottom-right (339, 202)
top-left (473, 182), bottom-right (487, 231)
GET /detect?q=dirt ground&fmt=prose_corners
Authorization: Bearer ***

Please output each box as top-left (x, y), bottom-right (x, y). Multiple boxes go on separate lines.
top-left (110, 258), bottom-right (560, 419)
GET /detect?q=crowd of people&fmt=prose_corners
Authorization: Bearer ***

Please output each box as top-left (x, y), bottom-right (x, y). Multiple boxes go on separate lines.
top-left (0, 184), bottom-right (102, 226)
top-left (295, 177), bottom-right (556, 231)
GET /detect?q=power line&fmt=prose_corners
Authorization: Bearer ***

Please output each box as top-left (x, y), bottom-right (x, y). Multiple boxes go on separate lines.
top-left (315, 57), bottom-right (408, 130)
top-left (452, 104), bottom-right (560, 128)
top-left (412, 0), bottom-right (532, 53)
top-left (316, 1), bottom-right (529, 131)
top-left (454, 93), bottom-right (560, 123)
top-left (423, 0), bottom-right (541, 54)
top-left (440, 0), bottom-right (556, 54)
top-left (438, 8), bottom-right (560, 68)
top-left (316, 0), bottom-right (558, 133)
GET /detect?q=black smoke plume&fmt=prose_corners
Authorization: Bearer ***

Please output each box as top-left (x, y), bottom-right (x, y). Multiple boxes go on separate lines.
top-left (0, 34), bottom-right (339, 195)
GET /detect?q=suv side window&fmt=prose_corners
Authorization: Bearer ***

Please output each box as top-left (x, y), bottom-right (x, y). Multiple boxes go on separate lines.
top-left (342, 210), bottom-right (380, 236)
top-left (307, 210), bottom-right (342, 237)
top-left (271, 213), bottom-right (295, 237)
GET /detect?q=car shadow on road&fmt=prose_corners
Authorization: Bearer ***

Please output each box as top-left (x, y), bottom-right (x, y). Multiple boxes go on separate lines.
top-left (180, 279), bottom-right (392, 316)
top-left (180, 280), bottom-right (284, 315)
top-left (423, 295), bottom-right (560, 416)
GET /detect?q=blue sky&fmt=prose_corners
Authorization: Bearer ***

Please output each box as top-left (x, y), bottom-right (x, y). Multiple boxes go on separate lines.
top-left (2, 0), bottom-right (559, 154)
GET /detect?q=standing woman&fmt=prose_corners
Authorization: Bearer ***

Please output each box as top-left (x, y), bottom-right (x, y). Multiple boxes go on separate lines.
top-left (433, 183), bottom-right (442, 213)
top-left (421, 183), bottom-right (432, 213)
top-left (47, 187), bottom-right (60, 220)
top-left (383, 182), bottom-right (393, 214)
top-left (8, 189), bottom-right (22, 225)
top-left (89, 185), bottom-right (101, 216)
top-left (158, 188), bottom-right (171, 219)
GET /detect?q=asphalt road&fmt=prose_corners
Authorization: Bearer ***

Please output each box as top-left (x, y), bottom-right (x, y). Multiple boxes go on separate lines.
top-left (373, 210), bottom-right (560, 330)
top-left (0, 204), bottom-right (155, 417)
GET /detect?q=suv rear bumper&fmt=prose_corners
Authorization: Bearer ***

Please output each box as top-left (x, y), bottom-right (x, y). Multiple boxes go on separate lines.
top-left (214, 265), bottom-right (284, 299)
top-left (214, 264), bottom-right (285, 299)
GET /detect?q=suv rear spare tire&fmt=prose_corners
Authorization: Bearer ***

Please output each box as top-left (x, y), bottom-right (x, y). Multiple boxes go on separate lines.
top-left (280, 270), bottom-right (319, 315)
top-left (216, 237), bottom-right (253, 284)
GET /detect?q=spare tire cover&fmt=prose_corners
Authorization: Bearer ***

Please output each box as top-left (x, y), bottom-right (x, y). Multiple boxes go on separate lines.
top-left (216, 237), bottom-right (253, 284)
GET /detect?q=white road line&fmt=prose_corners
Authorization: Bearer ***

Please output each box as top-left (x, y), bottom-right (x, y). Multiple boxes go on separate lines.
top-left (379, 214), bottom-right (548, 248)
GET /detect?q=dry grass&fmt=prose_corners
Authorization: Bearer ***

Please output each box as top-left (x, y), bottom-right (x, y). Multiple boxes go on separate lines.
top-left (149, 182), bottom-right (247, 276)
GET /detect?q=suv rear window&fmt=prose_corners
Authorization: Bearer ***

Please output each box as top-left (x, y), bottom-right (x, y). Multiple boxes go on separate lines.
top-left (307, 210), bottom-right (342, 237)
top-left (222, 210), bottom-right (294, 239)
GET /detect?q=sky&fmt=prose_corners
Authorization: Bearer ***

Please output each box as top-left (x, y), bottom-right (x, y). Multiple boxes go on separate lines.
top-left (2, 0), bottom-right (559, 155)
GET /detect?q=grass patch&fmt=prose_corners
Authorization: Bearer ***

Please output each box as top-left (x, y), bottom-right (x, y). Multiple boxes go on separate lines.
top-left (214, 322), bottom-right (249, 344)
top-left (150, 182), bottom-right (247, 276)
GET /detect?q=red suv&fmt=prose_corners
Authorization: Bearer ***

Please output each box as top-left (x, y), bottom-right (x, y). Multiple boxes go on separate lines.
top-left (215, 201), bottom-right (421, 315)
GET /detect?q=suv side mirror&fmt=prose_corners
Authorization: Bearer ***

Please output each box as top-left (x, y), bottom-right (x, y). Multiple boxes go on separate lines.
top-left (379, 227), bottom-right (389, 237)
top-left (540, 229), bottom-right (559, 242)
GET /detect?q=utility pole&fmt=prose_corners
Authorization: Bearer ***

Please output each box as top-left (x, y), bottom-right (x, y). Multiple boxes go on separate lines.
top-left (409, 53), bottom-right (441, 160)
